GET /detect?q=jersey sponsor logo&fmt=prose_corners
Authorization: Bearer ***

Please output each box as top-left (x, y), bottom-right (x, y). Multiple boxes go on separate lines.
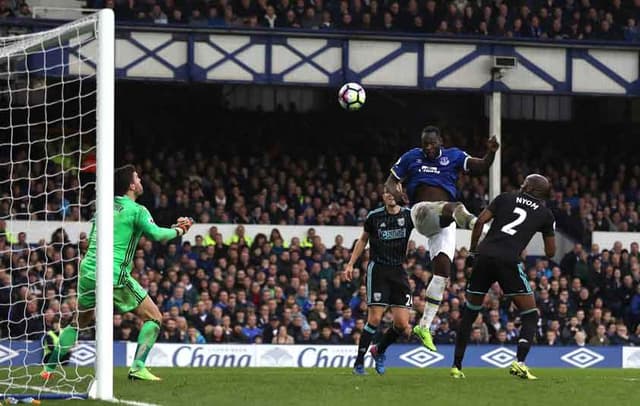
top-left (418, 165), bottom-right (440, 174)
top-left (439, 156), bottom-right (450, 166)
top-left (378, 228), bottom-right (406, 240)
top-left (515, 196), bottom-right (540, 210)
top-left (397, 217), bottom-right (405, 227)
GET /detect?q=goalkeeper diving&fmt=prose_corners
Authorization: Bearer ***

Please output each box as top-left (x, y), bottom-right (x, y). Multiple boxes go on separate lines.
top-left (41, 165), bottom-right (194, 381)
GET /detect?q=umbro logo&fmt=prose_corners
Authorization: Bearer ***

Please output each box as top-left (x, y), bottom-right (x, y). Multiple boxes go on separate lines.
top-left (71, 343), bottom-right (96, 366)
top-left (0, 344), bottom-right (19, 364)
top-left (561, 348), bottom-right (604, 368)
top-left (481, 347), bottom-right (516, 368)
top-left (399, 347), bottom-right (444, 368)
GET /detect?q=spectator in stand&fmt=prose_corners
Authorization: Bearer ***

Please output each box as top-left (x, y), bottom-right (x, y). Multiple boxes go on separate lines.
top-left (242, 314), bottom-right (262, 343)
top-left (434, 319), bottom-right (456, 344)
top-left (316, 325), bottom-right (340, 344)
top-left (85, 0), bottom-right (640, 41)
top-left (610, 324), bottom-right (633, 345)
top-left (544, 330), bottom-right (560, 346)
top-left (589, 324), bottom-right (610, 346)
top-left (185, 326), bottom-right (206, 344)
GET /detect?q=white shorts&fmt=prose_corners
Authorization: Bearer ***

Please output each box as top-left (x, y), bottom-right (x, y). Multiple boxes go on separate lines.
top-left (410, 201), bottom-right (444, 237)
top-left (410, 201), bottom-right (457, 261)
top-left (427, 222), bottom-right (456, 261)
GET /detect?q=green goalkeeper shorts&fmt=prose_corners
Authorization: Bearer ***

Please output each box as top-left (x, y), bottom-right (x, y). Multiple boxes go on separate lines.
top-left (78, 271), bottom-right (147, 314)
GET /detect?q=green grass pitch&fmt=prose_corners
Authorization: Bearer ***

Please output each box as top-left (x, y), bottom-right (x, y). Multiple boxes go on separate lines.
top-left (2, 368), bottom-right (640, 406)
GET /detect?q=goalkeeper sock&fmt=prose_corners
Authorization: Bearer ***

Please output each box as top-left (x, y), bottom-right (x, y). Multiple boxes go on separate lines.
top-left (453, 302), bottom-right (482, 370)
top-left (355, 323), bottom-right (377, 367)
top-left (132, 320), bottom-right (161, 370)
top-left (45, 326), bottom-right (78, 372)
top-left (376, 324), bottom-right (402, 354)
top-left (517, 309), bottom-right (538, 363)
top-left (419, 275), bottom-right (446, 329)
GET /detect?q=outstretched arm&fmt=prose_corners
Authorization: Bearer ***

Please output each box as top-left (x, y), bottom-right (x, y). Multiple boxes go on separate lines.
top-left (138, 207), bottom-right (193, 242)
top-left (466, 136), bottom-right (500, 174)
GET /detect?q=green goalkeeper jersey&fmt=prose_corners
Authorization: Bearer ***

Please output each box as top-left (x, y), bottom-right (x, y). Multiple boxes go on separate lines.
top-left (81, 195), bottom-right (178, 286)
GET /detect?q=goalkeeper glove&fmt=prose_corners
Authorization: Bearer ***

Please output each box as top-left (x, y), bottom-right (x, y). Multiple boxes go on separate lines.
top-left (172, 217), bottom-right (194, 236)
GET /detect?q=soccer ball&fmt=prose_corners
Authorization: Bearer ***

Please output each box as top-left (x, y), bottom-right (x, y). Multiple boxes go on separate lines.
top-left (338, 82), bottom-right (366, 111)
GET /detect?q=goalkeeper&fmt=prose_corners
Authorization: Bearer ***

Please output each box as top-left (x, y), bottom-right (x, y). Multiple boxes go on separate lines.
top-left (41, 165), bottom-right (194, 382)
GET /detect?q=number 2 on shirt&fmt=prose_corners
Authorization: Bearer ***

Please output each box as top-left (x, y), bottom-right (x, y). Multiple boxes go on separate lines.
top-left (501, 207), bottom-right (527, 235)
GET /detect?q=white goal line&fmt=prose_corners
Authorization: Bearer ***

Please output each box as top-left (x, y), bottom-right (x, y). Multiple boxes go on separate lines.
top-left (0, 383), bottom-right (161, 406)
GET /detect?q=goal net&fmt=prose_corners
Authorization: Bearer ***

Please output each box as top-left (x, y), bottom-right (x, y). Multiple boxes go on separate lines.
top-left (0, 10), bottom-right (114, 401)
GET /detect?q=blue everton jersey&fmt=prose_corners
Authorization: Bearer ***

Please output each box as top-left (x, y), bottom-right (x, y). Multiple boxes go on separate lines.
top-left (391, 147), bottom-right (469, 203)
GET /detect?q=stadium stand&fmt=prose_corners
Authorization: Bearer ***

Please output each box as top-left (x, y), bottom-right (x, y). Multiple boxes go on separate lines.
top-left (1, 222), bottom-right (639, 346)
top-left (2, 113), bottom-right (637, 246)
top-left (1, 114), bottom-right (639, 347)
top-left (5, 1), bottom-right (637, 42)
top-left (79, 0), bottom-right (640, 42)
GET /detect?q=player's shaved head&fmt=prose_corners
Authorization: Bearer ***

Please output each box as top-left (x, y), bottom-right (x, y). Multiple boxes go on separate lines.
top-left (521, 174), bottom-right (551, 200)
top-left (421, 125), bottom-right (442, 144)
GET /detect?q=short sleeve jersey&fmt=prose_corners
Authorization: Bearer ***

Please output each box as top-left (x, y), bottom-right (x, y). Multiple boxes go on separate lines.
top-left (391, 147), bottom-right (469, 203)
top-left (364, 206), bottom-right (414, 266)
top-left (478, 192), bottom-right (556, 261)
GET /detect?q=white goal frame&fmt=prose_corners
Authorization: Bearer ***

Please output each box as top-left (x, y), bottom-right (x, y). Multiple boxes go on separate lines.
top-left (94, 8), bottom-right (115, 402)
top-left (0, 8), bottom-right (114, 401)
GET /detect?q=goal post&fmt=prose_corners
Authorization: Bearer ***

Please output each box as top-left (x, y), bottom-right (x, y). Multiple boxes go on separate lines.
top-left (0, 9), bottom-right (114, 401)
top-left (95, 8), bottom-right (115, 402)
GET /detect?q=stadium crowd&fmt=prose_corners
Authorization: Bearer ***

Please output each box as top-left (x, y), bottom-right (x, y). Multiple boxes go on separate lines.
top-left (1, 112), bottom-right (639, 348)
top-left (1, 126), bottom-right (638, 246)
top-left (80, 0), bottom-right (640, 41)
top-left (2, 0), bottom-right (640, 41)
top-left (1, 217), bottom-right (640, 347)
